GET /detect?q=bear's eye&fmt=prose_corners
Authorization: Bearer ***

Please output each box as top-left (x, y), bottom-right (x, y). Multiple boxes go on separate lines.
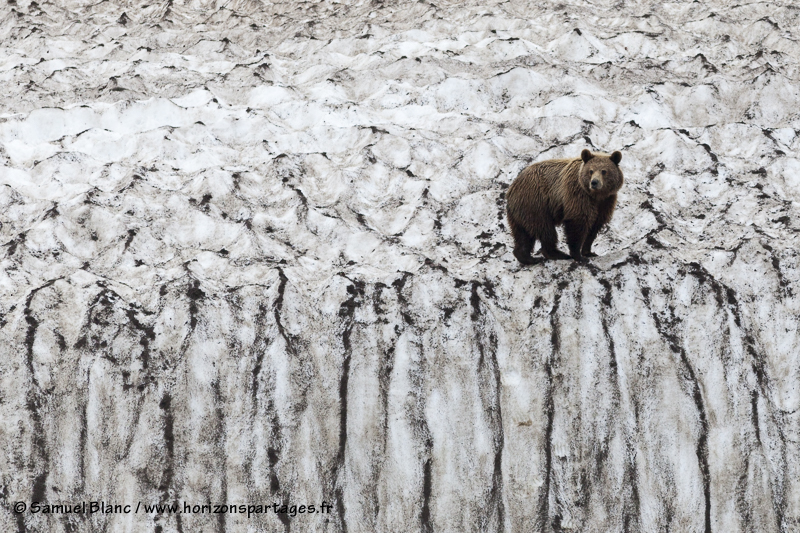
top-left (589, 170), bottom-right (594, 174)
top-left (601, 170), bottom-right (606, 175)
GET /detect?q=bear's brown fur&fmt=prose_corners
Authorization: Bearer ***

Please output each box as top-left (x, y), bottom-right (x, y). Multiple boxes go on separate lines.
top-left (506, 149), bottom-right (623, 264)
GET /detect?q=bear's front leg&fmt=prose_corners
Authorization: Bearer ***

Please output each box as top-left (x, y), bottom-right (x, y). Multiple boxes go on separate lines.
top-left (581, 222), bottom-right (603, 257)
top-left (564, 219), bottom-right (589, 262)
top-left (582, 195), bottom-right (615, 258)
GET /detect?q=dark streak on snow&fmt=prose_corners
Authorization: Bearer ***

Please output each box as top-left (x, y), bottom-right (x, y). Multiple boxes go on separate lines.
top-left (126, 306), bottom-right (155, 370)
top-left (158, 393), bottom-right (181, 533)
top-left (274, 268), bottom-right (311, 420)
top-left (595, 272), bottom-right (641, 532)
top-left (374, 282), bottom-right (396, 523)
top-left (392, 272), bottom-right (414, 325)
top-left (251, 302), bottom-right (270, 404)
top-left (470, 280), bottom-right (506, 531)
top-left (421, 457), bottom-right (433, 533)
top-left (759, 241), bottom-right (793, 297)
top-left (389, 272), bottom-right (433, 531)
top-left (187, 279), bottom-right (205, 331)
top-left (646, 266), bottom-right (712, 533)
top-left (212, 378), bottom-right (228, 533)
top-left (271, 269), bottom-right (295, 532)
top-left (22, 280), bottom-right (57, 533)
top-left (539, 277), bottom-right (569, 532)
top-left (333, 277), bottom-right (365, 532)
top-left (687, 261), bottom-right (787, 532)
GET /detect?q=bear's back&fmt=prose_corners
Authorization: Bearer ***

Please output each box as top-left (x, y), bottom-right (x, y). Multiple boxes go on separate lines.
top-left (507, 157), bottom-right (580, 213)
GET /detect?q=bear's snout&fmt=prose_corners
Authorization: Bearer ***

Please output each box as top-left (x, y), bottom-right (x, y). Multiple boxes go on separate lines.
top-left (590, 178), bottom-right (601, 189)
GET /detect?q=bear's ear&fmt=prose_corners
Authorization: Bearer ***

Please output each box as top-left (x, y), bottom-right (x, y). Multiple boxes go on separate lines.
top-left (581, 149), bottom-right (593, 163)
top-left (610, 151), bottom-right (622, 165)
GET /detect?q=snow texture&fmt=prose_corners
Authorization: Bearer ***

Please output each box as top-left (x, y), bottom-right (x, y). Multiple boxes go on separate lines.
top-left (1, 0), bottom-right (799, 532)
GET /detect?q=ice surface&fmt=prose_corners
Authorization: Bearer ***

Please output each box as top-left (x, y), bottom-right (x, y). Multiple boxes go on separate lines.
top-left (1, 1), bottom-right (799, 532)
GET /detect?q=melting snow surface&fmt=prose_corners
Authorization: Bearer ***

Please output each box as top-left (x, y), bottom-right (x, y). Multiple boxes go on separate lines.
top-left (1, 1), bottom-right (799, 532)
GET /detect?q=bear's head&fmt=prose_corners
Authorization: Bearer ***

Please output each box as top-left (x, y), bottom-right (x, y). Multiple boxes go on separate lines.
top-left (579, 149), bottom-right (623, 197)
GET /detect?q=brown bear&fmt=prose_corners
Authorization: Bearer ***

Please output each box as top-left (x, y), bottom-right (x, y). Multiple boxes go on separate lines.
top-left (506, 149), bottom-right (623, 264)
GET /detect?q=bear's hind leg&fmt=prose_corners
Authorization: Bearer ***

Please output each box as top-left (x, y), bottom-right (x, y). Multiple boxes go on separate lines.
top-left (509, 219), bottom-right (539, 265)
top-left (538, 221), bottom-right (570, 260)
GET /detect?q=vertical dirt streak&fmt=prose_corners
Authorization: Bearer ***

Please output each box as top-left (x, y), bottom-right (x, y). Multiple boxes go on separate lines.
top-left (21, 280), bottom-right (57, 533)
top-left (642, 283), bottom-right (711, 533)
top-left (470, 281), bottom-right (505, 532)
top-left (597, 274), bottom-right (641, 532)
top-left (538, 279), bottom-right (569, 531)
top-left (332, 278), bottom-right (364, 532)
